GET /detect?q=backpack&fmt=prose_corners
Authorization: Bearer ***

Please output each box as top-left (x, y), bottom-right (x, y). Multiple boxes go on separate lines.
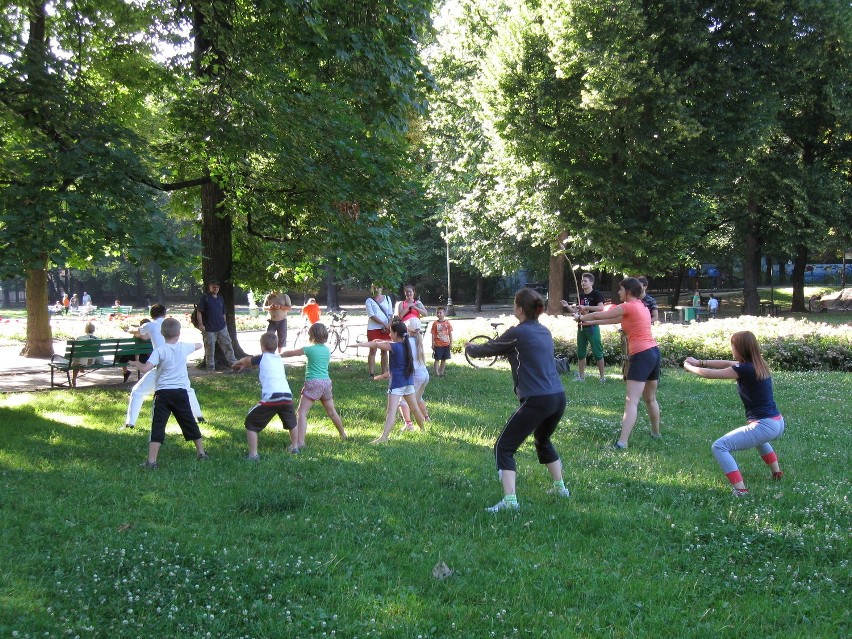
top-left (555, 355), bottom-right (570, 375)
top-left (191, 303), bottom-right (201, 329)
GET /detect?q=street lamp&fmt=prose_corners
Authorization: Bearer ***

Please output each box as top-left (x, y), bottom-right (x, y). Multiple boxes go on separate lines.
top-left (445, 235), bottom-right (455, 316)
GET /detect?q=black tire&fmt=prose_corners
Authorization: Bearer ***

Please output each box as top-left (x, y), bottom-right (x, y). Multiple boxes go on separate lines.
top-left (465, 335), bottom-right (498, 368)
top-left (328, 329), bottom-right (340, 353)
top-left (336, 326), bottom-right (350, 353)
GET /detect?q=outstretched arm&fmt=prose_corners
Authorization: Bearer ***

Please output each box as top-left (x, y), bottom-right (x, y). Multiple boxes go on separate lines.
top-left (232, 356), bottom-right (255, 372)
top-left (279, 348), bottom-right (305, 358)
top-left (683, 357), bottom-right (738, 379)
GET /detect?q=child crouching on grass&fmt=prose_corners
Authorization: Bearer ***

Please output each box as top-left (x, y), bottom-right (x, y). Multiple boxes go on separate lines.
top-left (130, 318), bottom-right (208, 469)
top-left (279, 322), bottom-right (347, 453)
top-left (356, 321), bottom-right (426, 444)
top-left (683, 330), bottom-right (784, 496)
top-left (232, 332), bottom-right (297, 460)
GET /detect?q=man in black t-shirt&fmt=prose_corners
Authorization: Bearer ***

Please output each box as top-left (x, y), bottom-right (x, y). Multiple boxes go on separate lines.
top-left (560, 273), bottom-right (606, 382)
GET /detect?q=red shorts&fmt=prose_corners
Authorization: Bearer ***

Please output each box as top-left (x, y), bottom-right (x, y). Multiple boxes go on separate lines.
top-left (367, 328), bottom-right (390, 341)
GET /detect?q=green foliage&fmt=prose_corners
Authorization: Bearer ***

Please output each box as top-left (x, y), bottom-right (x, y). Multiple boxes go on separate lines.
top-left (0, 363), bottom-right (849, 636)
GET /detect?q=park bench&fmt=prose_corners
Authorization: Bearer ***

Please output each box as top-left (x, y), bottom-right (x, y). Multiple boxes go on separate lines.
top-left (48, 337), bottom-right (153, 388)
top-left (97, 305), bottom-right (133, 317)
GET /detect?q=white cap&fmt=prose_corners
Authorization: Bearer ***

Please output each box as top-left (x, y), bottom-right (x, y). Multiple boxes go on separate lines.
top-left (406, 317), bottom-right (422, 332)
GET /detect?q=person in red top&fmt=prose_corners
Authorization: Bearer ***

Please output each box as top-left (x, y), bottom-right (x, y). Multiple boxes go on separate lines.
top-left (395, 285), bottom-right (427, 322)
top-left (301, 298), bottom-right (321, 325)
top-left (579, 277), bottom-right (661, 449)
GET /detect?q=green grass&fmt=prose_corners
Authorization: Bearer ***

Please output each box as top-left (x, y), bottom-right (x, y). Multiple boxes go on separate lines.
top-left (1, 359), bottom-right (850, 638)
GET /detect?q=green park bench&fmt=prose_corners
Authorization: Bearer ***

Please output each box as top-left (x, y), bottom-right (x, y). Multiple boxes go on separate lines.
top-left (48, 337), bottom-right (153, 388)
top-left (97, 305), bottom-right (133, 317)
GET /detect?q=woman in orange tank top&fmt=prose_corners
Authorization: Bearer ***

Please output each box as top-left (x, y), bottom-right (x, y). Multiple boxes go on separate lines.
top-left (578, 277), bottom-right (661, 449)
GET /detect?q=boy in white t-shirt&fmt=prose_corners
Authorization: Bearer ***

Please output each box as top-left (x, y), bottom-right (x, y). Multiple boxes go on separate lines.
top-left (131, 318), bottom-right (208, 468)
top-left (123, 304), bottom-right (205, 429)
top-left (232, 332), bottom-right (297, 460)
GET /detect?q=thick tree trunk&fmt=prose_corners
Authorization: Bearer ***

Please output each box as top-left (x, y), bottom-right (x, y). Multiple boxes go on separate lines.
top-left (474, 274), bottom-right (483, 312)
top-left (672, 264), bottom-right (686, 309)
top-left (324, 264), bottom-right (339, 311)
top-left (153, 264), bottom-right (166, 303)
top-left (741, 199), bottom-right (762, 315)
top-left (22, 266), bottom-right (54, 358)
top-left (791, 244), bottom-right (808, 312)
top-left (201, 180), bottom-right (246, 360)
top-left (547, 249), bottom-right (565, 315)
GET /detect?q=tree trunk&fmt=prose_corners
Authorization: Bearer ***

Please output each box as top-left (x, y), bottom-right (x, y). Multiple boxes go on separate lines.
top-left (153, 264), bottom-right (166, 303)
top-left (324, 264), bottom-right (339, 311)
top-left (475, 273), bottom-right (483, 312)
top-left (547, 248), bottom-right (565, 315)
top-left (672, 264), bottom-right (686, 309)
top-left (22, 266), bottom-right (54, 358)
top-left (741, 199), bottom-right (762, 315)
top-left (765, 256), bottom-right (773, 286)
top-left (201, 180), bottom-right (246, 359)
top-left (791, 244), bottom-right (808, 312)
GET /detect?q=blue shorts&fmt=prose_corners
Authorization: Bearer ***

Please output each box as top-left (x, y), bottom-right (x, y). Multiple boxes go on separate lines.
top-left (626, 347), bottom-right (661, 382)
top-left (433, 345), bottom-right (451, 361)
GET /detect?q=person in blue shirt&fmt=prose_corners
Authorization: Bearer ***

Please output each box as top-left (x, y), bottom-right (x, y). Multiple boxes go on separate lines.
top-left (683, 331), bottom-right (785, 496)
top-left (466, 288), bottom-right (570, 512)
top-left (357, 322), bottom-right (426, 443)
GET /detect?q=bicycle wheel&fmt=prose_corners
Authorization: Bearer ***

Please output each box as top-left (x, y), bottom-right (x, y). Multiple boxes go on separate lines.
top-left (327, 328), bottom-right (340, 353)
top-left (465, 334), bottom-right (498, 368)
top-left (335, 326), bottom-right (350, 353)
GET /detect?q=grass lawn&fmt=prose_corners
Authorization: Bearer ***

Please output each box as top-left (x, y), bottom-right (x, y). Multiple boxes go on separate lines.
top-left (0, 359), bottom-right (849, 638)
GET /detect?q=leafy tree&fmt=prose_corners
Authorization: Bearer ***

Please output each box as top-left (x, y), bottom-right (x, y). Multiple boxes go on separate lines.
top-left (0, 0), bottom-right (179, 356)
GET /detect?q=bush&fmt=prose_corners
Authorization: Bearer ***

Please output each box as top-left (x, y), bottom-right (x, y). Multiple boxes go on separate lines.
top-left (453, 314), bottom-right (852, 372)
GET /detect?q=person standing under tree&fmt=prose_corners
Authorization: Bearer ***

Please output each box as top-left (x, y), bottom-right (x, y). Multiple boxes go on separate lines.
top-left (467, 288), bottom-right (570, 513)
top-left (197, 280), bottom-right (238, 371)
top-left (579, 277), bottom-right (661, 449)
top-left (365, 284), bottom-right (393, 377)
top-left (263, 291), bottom-right (292, 353)
top-left (560, 273), bottom-right (606, 383)
top-left (683, 331), bottom-right (784, 496)
top-left (395, 284), bottom-right (427, 322)
top-left (430, 306), bottom-right (453, 378)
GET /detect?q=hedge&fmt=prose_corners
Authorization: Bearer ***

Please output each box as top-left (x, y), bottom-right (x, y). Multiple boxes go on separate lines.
top-left (453, 315), bottom-right (852, 373)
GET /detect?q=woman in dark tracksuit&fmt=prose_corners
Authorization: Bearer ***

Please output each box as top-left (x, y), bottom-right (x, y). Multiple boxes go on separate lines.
top-left (466, 288), bottom-right (570, 512)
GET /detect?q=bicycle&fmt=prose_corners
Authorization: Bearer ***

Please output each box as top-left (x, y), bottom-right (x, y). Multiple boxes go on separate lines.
top-left (327, 310), bottom-right (350, 354)
top-left (292, 321), bottom-right (311, 349)
top-left (464, 321), bottom-right (504, 368)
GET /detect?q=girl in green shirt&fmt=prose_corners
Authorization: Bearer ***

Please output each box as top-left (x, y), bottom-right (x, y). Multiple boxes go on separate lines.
top-left (280, 323), bottom-right (346, 452)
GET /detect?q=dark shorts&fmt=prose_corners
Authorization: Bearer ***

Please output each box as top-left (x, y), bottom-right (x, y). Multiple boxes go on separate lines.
top-left (245, 399), bottom-right (297, 432)
top-left (626, 346), bottom-right (661, 382)
top-left (433, 345), bottom-right (451, 361)
top-left (367, 328), bottom-right (389, 341)
top-left (267, 319), bottom-right (287, 349)
top-left (150, 388), bottom-right (202, 444)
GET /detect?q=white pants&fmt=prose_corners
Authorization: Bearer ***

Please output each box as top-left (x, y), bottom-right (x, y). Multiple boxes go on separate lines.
top-left (125, 369), bottom-right (203, 427)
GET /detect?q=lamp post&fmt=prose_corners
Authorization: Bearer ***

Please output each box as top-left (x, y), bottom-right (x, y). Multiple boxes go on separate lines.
top-left (445, 235), bottom-right (455, 316)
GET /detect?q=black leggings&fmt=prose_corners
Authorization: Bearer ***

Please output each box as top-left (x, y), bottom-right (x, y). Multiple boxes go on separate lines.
top-left (494, 392), bottom-right (566, 472)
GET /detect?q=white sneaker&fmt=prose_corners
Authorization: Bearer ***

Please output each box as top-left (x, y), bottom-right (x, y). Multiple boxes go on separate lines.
top-left (573, 374), bottom-right (585, 382)
top-left (547, 487), bottom-right (571, 498)
top-left (485, 499), bottom-right (519, 513)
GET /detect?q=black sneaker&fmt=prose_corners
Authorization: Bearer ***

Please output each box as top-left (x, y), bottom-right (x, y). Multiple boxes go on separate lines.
top-left (197, 452), bottom-right (210, 461)
top-left (139, 460), bottom-right (158, 469)
top-left (196, 417), bottom-right (206, 424)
